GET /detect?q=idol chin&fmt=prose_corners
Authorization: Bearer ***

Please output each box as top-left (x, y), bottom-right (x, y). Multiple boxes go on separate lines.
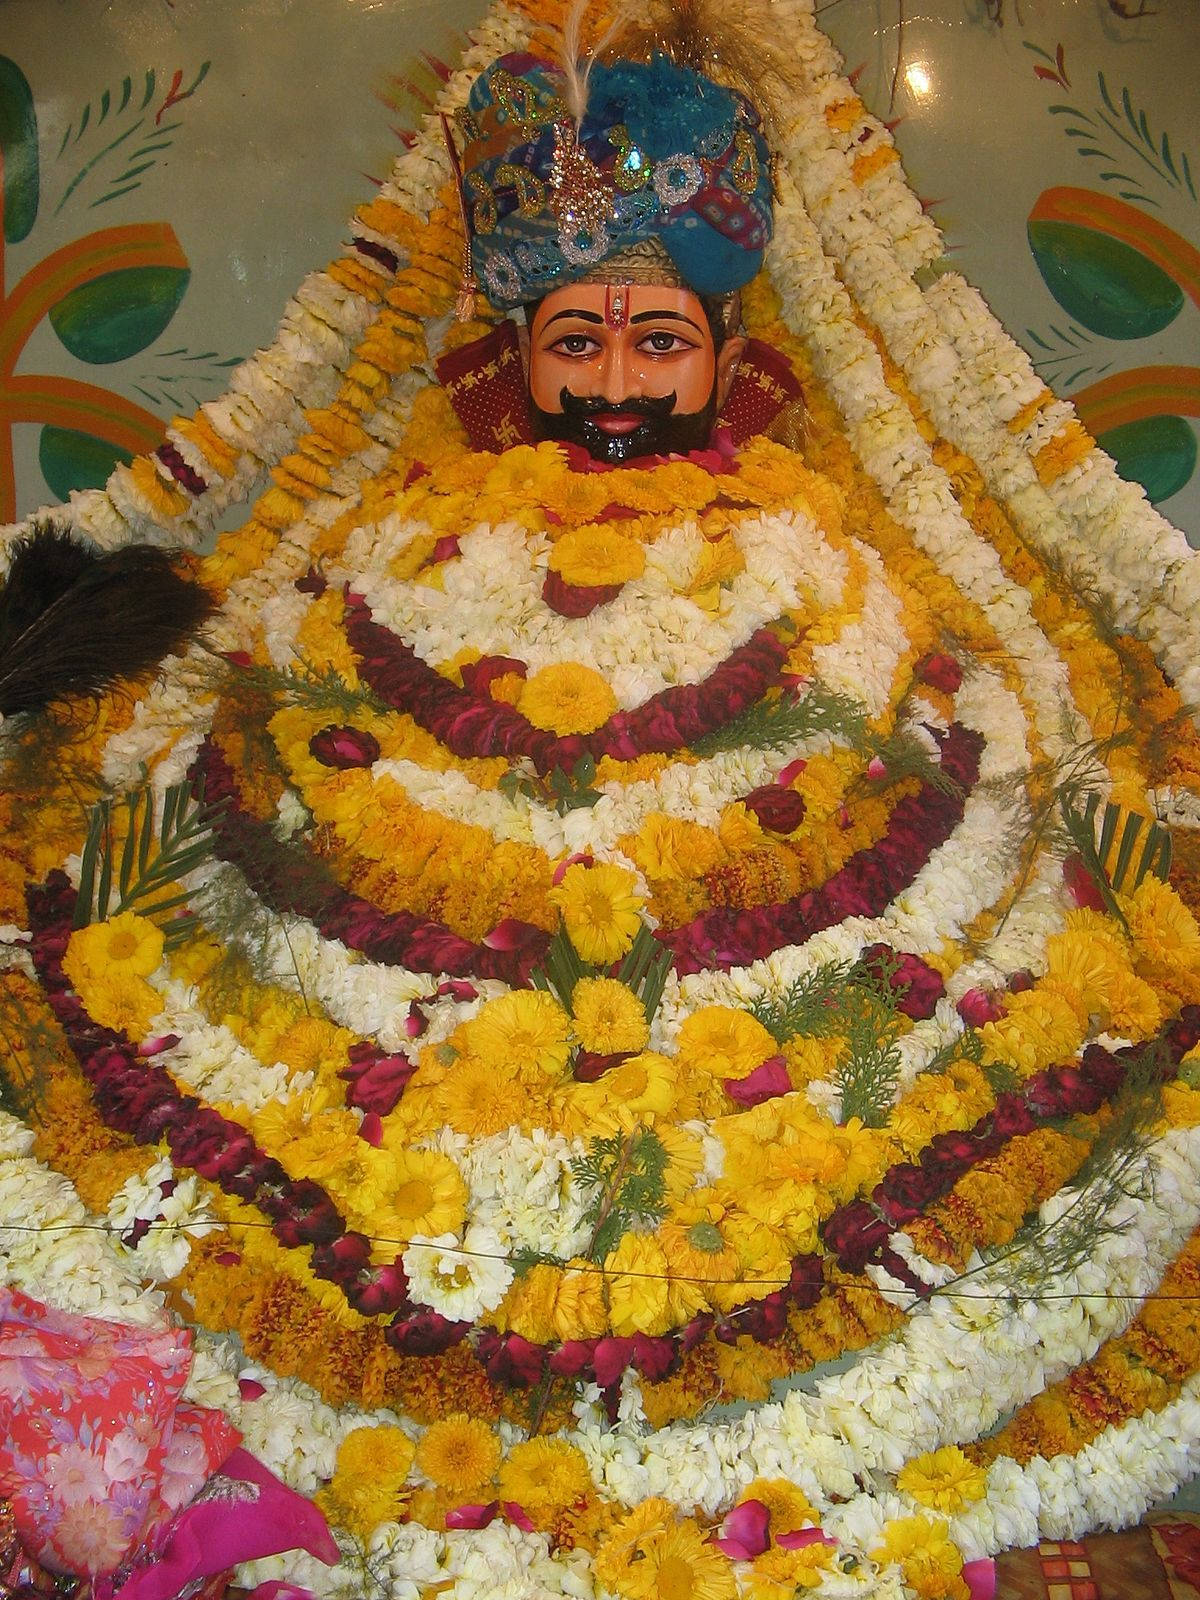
top-left (531, 388), bottom-right (718, 465)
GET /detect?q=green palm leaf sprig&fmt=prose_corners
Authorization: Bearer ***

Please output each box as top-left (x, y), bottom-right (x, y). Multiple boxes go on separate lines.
top-left (1061, 789), bottom-right (1172, 928)
top-left (73, 779), bottom-right (226, 949)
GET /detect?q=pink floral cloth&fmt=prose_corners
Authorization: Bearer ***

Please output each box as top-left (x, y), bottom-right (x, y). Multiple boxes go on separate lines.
top-left (0, 1287), bottom-right (340, 1597)
top-left (0, 1286), bottom-right (237, 1578)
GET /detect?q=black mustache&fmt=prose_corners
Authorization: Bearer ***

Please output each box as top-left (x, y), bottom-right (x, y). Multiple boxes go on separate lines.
top-left (557, 390), bottom-right (678, 419)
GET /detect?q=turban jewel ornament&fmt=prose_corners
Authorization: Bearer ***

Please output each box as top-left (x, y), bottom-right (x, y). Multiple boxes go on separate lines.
top-left (452, 48), bottom-right (774, 309)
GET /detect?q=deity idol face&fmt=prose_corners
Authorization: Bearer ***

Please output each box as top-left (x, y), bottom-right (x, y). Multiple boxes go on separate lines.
top-left (527, 282), bottom-right (744, 464)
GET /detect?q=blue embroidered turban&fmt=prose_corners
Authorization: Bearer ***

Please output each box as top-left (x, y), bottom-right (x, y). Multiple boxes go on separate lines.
top-left (454, 51), bottom-right (774, 309)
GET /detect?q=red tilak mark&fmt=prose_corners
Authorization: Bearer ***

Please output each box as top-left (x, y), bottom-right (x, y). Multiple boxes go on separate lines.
top-left (604, 284), bottom-right (629, 329)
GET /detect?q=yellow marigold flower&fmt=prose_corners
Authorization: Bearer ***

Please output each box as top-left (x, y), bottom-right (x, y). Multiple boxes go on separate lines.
top-left (571, 976), bottom-right (650, 1055)
top-left (897, 1447), bottom-right (987, 1513)
top-left (781, 1034), bottom-right (843, 1087)
top-left (335, 1422), bottom-right (415, 1484)
top-left (64, 911), bottom-right (164, 988)
top-left (492, 1263), bottom-right (565, 1343)
top-left (550, 861), bottom-right (644, 964)
top-left (519, 661), bottom-right (617, 735)
top-left (548, 524), bottom-right (646, 587)
top-left (739, 1478), bottom-right (819, 1536)
top-left (625, 813), bottom-right (722, 882)
top-left (551, 1257), bottom-right (610, 1340)
top-left (605, 1231), bottom-right (672, 1336)
top-left (675, 1005), bottom-right (776, 1081)
top-left (496, 1438), bottom-right (593, 1522)
top-left (872, 1515), bottom-right (969, 1600)
top-left (718, 802), bottom-right (766, 854)
top-left (462, 989), bottom-right (571, 1080)
top-left (415, 1413), bottom-right (501, 1494)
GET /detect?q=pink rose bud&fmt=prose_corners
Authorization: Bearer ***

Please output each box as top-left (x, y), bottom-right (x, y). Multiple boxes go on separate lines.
top-left (957, 987), bottom-right (1004, 1027)
top-left (777, 757), bottom-right (808, 786)
top-left (715, 1499), bottom-right (771, 1560)
top-left (916, 652), bottom-right (964, 693)
top-left (866, 756), bottom-right (887, 780)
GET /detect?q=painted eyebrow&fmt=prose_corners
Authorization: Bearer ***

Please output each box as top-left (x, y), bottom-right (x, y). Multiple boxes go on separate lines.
top-left (629, 309), bottom-right (705, 331)
top-left (540, 308), bottom-right (605, 327)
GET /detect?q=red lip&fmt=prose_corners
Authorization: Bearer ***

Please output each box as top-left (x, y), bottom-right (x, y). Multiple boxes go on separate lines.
top-left (592, 414), bottom-right (643, 434)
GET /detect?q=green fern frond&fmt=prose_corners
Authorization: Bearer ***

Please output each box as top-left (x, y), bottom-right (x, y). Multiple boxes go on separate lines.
top-left (691, 683), bottom-right (868, 760)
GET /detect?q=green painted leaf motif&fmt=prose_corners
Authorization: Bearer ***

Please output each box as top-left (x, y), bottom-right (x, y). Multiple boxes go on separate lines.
top-left (48, 264), bottom-right (190, 365)
top-left (0, 56), bottom-right (39, 242)
top-left (38, 427), bottom-right (133, 501)
top-left (1028, 220), bottom-right (1183, 340)
top-left (1097, 415), bottom-right (1197, 505)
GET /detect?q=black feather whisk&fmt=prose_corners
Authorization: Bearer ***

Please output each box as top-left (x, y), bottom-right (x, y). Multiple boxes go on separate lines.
top-left (0, 521), bottom-right (214, 718)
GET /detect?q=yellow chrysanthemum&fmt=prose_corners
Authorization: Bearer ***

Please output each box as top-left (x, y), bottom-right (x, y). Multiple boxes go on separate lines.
top-left (415, 1413), bottom-right (501, 1494)
top-left (1046, 915), bottom-right (1161, 1036)
top-left (496, 1437), bottom-right (593, 1522)
top-left (675, 1006), bottom-right (776, 1081)
top-left (555, 1051), bottom-right (676, 1137)
top-left (518, 661), bottom-right (617, 735)
top-left (462, 989), bottom-right (571, 1080)
top-left (63, 910), bottom-right (164, 988)
top-left (571, 976), bottom-right (650, 1055)
top-left (424, 1052), bottom-right (537, 1138)
top-left (897, 1447), bottom-right (988, 1513)
top-left (718, 802), bottom-right (766, 854)
top-left (979, 981), bottom-right (1088, 1077)
top-left (550, 861), bottom-right (644, 964)
top-left (548, 525), bottom-right (646, 587)
top-left (1123, 874), bottom-right (1200, 997)
top-left (745, 1542), bottom-right (834, 1597)
top-left (594, 1499), bottom-right (678, 1593)
top-left (871, 1515), bottom-right (969, 1600)
top-left (659, 1191), bottom-right (749, 1319)
top-left (370, 1147), bottom-right (468, 1244)
top-left (604, 1231), bottom-right (672, 1336)
top-left (72, 973), bottom-right (161, 1040)
top-left (612, 1519), bottom-right (739, 1600)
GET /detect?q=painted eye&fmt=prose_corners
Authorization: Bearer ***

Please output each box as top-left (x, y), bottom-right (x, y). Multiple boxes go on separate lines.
top-left (551, 333), bottom-right (598, 356)
top-left (641, 330), bottom-right (691, 354)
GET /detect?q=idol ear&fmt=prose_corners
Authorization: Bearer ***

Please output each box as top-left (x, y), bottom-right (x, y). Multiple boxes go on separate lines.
top-left (717, 335), bottom-right (747, 407)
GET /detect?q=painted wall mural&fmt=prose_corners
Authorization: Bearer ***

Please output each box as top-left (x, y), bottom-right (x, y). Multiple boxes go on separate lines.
top-left (1023, 46), bottom-right (1198, 511)
top-left (0, 0), bottom-right (1195, 544)
top-left (0, 52), bottom-right (228, 521)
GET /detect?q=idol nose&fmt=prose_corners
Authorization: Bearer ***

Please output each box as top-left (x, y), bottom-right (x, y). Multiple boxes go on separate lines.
top-left (597, 340), bottom-right (630, 401)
